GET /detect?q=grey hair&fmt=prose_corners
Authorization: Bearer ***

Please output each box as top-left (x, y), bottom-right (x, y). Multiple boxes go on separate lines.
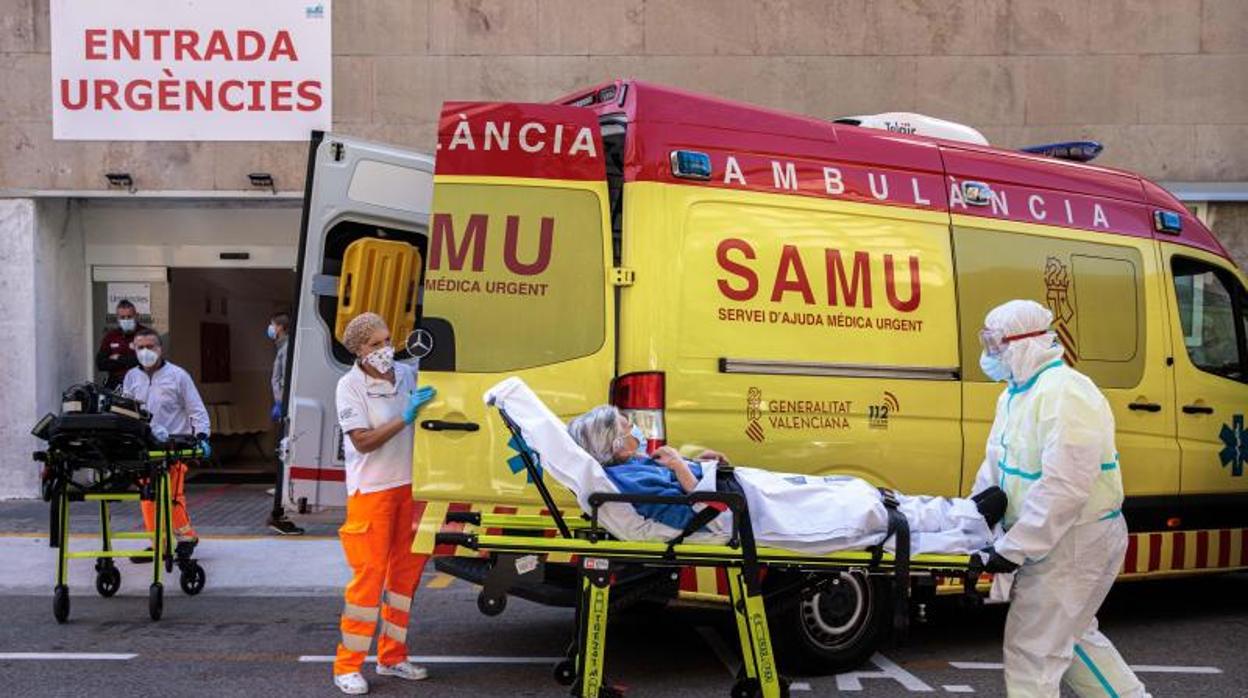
top-left (568, 405), bottom-right (625, 465)
top-left (342, 312), bottom-right (388, 356)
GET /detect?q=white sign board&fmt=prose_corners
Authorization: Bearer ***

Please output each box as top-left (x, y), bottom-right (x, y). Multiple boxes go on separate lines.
top-left (51, 0), bottom-right (332, 141)
top-left (107, 282), bottom-right (152, 315)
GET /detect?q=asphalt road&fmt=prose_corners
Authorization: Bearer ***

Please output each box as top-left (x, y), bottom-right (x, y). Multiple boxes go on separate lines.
top-left (1, 572), bottom-right (1245, 697)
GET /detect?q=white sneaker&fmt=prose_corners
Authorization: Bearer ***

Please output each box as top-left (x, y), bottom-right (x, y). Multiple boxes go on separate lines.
top-left (334, 672), bottom-right (369, 695)
top-left (376, 661), bottom-right (429, 681)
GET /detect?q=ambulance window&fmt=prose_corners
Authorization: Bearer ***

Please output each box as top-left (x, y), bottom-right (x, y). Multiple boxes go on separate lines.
top-left (1171, 257), bottom-right (1247, 383)
top-left (420, 183), bottom-right (606, 372)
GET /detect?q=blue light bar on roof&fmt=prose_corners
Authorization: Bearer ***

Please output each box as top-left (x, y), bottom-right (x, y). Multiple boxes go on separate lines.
top-left (670, 150), bottom-right (712, 180)
top-left (1153, 210), bottom-right (1183, 235)
top-left (1020, 141), bottom-right (1104, 163)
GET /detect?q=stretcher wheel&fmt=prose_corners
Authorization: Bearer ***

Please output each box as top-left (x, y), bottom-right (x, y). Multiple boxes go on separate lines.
top-left (731, 677), bottom-right (760, 698)
top-left (95, 567), bottom-right (122, 597)
top-left (553, 659), bottom-right (576, 686)
top-left (179, 563), bottom-right (206, 596)
top-left (53, 585), bottom-right (70, 624)
top-left (477, 591), bottom-right (506, 616)
top-left (149, 582), bottom-right (164, 621)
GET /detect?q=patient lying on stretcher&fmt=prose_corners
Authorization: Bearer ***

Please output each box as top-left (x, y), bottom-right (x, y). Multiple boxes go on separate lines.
top-left (567, 405), bottom-right (1005, 556)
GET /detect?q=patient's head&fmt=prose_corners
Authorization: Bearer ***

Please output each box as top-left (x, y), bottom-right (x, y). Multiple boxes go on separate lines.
top-left (568, 405), bottom-right (642, 465)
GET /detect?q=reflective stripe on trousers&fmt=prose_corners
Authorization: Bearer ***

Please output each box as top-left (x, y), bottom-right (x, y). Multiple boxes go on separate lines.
top-left (333, 485), bottom-right (430, 676)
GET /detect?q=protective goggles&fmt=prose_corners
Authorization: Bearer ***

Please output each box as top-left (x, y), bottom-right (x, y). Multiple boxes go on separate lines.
top-left (979, 327), bottom-right (1051, 357)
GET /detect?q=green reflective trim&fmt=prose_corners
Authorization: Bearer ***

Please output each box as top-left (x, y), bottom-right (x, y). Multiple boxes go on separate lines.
top-left (1074, 643), bottom-right (1120, 698)
top-left (999, 460), bottom-right (1043, 480)
top-left (1008, 359), bottom-right (1064, 395)
top-left (67, 550), bottom-right (153, 559)
top-left (1099, 509), bottom-right (1122, 521)
top-left (84, 493), bottom-right (140, 501)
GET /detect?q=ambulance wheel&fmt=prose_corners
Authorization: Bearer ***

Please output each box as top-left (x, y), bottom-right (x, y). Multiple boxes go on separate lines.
top-left (768, 570), bottom-right (887, 675)
top-left (553, 659), bottom-right (576, 686)
top-left (149, 582), bottom-right (164, 621)
top-left (179, 563), bottom-right (206, 596)
top-left (95, 566), bottom-right (122, 597)
top-left (53, 585), bottom-right (70, 623)
top-left (477, 591), bottom-right (506, 616)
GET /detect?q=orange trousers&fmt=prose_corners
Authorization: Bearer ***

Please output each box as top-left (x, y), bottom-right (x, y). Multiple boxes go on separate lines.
top-left (334, 485), bottom-right (429, 676)
top-left (141, 461), bottom-right (197, 542)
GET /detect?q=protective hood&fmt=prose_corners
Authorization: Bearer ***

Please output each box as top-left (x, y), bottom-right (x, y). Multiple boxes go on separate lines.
top-left (984, 300), bottom-right (1063, 388)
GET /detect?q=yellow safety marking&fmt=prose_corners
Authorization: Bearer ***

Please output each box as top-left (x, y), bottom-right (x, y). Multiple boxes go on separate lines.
top-left (426, 574), bottom-right (455, 590)
top-left (1159, 532), bottom-right (1174, 572)
top-left (1184, 532), bottom-right (1198, 570)
top-left (413, 501), bottom-right (450, 555)
top-left (1231, 530), bottom-right (1244, 568)
top-left (695, 566), bottom-right (718, 595)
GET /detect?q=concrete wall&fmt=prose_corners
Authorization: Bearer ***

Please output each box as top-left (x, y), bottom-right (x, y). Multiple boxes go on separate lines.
top-left (2, 0), bottom-right (1248, 192)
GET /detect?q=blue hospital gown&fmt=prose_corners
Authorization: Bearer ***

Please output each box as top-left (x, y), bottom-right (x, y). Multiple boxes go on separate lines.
top-left (603, 457), bottom-right (704, 530)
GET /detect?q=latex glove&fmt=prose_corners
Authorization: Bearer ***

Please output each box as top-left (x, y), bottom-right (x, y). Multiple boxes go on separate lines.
top-left (270, 401), bottom-right (283, 422)
top-left (196, 434), bottom-right (212, 459)
top-left (976, 546), bottom-right (1020, 574)
top-left (402, 386), bottom-right (437, 424)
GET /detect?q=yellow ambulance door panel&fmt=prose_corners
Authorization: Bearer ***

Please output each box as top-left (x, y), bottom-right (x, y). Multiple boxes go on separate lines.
top-left (1164, 246), bottom-right (1248, 494)
top-left (414, 103), bottom-right (615, 509)
top-left (668, 188), bottom-right (962, 496)
top-left (953, 217), bottom-right (1178, 498)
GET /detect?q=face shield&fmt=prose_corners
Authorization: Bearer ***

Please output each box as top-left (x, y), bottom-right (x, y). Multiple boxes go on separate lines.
top-left (978, 327), bottom-right (1052, 358)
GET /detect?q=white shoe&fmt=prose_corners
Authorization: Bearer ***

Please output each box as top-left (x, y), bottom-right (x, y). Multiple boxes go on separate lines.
top-left (376, 661), bottom-right (429, 681)
top-left (334, 672), bottom-right (369, 695)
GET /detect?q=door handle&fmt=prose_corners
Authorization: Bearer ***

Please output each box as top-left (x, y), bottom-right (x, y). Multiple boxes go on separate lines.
top-left (1127, 402), bottom-right (1162, 412)
top-left (1181, 404), bottom-right (1215, 415)
top-left (420, 419), bottom-right (480, 432)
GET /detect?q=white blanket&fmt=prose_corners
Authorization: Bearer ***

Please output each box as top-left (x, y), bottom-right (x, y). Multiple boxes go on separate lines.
top-left (484, 377), bottom-right (991, 556)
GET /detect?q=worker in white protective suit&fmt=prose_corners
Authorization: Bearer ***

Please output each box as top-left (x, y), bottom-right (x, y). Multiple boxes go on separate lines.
top-left (971, 300), bottom-right (1149, 698)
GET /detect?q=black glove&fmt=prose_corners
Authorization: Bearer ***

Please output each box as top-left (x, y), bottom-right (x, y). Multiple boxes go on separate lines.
top-left (977, 546), bottom-right (1020, 573)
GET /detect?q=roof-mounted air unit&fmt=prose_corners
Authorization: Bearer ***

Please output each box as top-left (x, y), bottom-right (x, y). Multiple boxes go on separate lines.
top-left (835, 112), bottom-right (990, 146)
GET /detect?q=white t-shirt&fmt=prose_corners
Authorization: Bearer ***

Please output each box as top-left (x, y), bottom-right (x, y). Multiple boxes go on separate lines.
top-left (335, 361), bottom-right (417, 496)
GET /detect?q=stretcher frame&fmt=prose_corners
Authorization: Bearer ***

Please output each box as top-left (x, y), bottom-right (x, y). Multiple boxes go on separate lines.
top-left (436, 406), bottom-right (982, 698)
top-left (42, 445), bottom-right (207, 623)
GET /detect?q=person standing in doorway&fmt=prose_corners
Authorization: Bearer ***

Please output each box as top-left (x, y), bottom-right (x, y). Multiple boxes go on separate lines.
top-left (122, 328), bottom-right (211, 559)
top-left (266, 312), bottom-right (304, 535)
top-left (96, 299), bottom-right (146, 391)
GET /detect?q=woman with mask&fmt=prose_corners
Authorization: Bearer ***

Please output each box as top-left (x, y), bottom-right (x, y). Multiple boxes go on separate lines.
top-left (331, 312), bottom-right (436, 695)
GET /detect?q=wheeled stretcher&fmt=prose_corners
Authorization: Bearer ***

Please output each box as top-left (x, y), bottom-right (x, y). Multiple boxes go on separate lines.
top-left (435, 385), bottom-right (986, 698)
top-left (32, 383), bottom-right (208, 623)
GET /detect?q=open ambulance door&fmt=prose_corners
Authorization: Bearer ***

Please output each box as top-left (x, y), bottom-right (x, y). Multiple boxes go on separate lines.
top-left (414, 103), bottom-right (616, 543)
top-left (283, 132), bottom-right (434, 511)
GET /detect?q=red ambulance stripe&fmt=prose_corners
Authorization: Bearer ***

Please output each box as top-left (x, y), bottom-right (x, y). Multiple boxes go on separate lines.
top-left (678, 567), bottom-right (698, 593)
top-left (1219, 530), bottom-right (1231, 568)
top-left (1171, 532), bottom-right (1185, 570)
top-left (1124, 534), bottom-right (1138, 573)
top-left (487, 505), bottom-right (518, 536)
top-left (288, 466), bottom-right (345, 482)
top-left (1196, 531), bottom-right (1210, 569)
top-left (716, 568), bottom-right (729, 596)
top-left (411, 499), bottom-right (428, 535)
top-left (1148, 533), bottom-right (1162, 572)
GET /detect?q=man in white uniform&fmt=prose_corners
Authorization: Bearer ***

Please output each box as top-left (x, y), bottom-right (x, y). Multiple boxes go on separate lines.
top-left (972, 300), bottom-right (1148, 698)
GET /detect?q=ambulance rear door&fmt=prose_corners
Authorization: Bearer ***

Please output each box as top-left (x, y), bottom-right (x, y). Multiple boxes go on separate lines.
top-left (413, 103), bottom-right (615, 521)
top-left (283, 132), bottom-right (433, 511)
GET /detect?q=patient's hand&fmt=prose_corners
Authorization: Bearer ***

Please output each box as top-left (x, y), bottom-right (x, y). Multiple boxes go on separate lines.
top-left (696, 449), bottom-right (729, 465)
top-left (652, 446), bottom-right (684, 470)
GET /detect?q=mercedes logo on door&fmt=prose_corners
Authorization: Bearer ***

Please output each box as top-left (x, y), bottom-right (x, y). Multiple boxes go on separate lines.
top-left (406, 328), bottom-right (435, 359)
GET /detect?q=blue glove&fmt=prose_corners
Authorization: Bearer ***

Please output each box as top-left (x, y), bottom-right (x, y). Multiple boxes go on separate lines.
top-left (270, 401), bottom-right (283, 422)
top-left (402, 386), bottom-right (437, 424)
top-left (196, 437), bottom-right (212, 459)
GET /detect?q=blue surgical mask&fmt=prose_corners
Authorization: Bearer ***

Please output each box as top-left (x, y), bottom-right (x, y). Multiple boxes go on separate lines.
top-left (266, 324), bottom-right (277, 340)
top-left (119, 318), bottom-right (136, 333)
top-left (630, 424), bottom-right (647, 455)
top-left (980, 351), bottom-right (1011, 382)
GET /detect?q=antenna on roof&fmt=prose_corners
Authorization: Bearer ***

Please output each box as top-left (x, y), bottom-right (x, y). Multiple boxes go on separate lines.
top-left (1019, 141), bottom-right (1104, 163)
top-left (835, 112), bottom-right (990, 146)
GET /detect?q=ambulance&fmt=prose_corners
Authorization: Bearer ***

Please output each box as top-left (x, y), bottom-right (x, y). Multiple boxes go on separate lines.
top-left (284, 80), bottom-right (1248, 672)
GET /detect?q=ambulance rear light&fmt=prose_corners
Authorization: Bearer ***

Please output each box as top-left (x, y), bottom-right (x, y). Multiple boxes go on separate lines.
top-left (1153, 210), bottom-right (1183, 235)
top-left (1019, 140), bottom-right (1103, 163)
top-left (670, 150), bottom-right (712, 180)
top-left (611, 372), bottom-right (667, 449)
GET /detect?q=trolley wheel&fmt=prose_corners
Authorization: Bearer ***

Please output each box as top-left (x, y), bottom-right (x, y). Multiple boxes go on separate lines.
top-left (179, 563), bottom-right (206, 596)
top-left (53, 585), bottom-right (70, 624)
top-left (477, 591), bottom-right (506, 616)
top-left (95, 567), bottom-right (122, 598)
top-left (553, 659), bottom-right (576, 686)
top-left (149, 582), bottom-right (164, 621)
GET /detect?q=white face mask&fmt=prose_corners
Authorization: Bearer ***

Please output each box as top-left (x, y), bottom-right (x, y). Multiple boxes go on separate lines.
top-left (363, 345), bottom-right (395, 374)
top-left (119, 318), bottom-right (136, 333)
top-left (136, 347), bottom-right (160, 368)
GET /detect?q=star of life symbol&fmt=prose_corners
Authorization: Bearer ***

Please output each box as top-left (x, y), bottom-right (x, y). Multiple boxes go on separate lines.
top-left (506, 433), bottom-right (542, 483)
top-left (1220, 414), bottom-right (1247, 477)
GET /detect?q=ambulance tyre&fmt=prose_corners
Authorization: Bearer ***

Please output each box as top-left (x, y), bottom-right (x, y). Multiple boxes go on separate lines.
top-left (768, 570), bottom-right (887, 674)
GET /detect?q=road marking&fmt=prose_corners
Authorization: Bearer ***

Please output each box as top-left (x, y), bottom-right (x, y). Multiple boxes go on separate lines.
top-left (696, 625), bottom-right (741, 676)
top-left (297, 654), bottom-right (564, 664)
top-left (789, 681), bottom-right (812, 691)
top-left (426, 573), bottom-right (455, 590)
top-left (837, 653), bottom-right (934, 692)
top-left (0, 653), bottom-right (136, 661)
top-left (943, 687), bottom-right (974, 694)
top-left (951, 662), bottom-right (1222, 675)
